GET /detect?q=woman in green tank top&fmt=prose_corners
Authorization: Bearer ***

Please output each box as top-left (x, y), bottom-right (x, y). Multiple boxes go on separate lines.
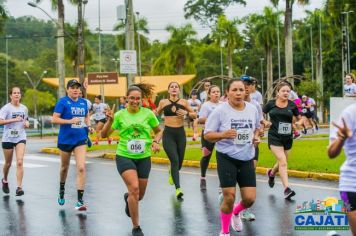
top-left (101, 85), bottom-right (162, 236)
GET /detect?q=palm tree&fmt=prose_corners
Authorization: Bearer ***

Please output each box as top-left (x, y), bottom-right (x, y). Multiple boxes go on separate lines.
top-left (212, 15), bottom-right (243, 78)
top-left (153, 24), bottom-right (197, 75)
top-left (248, 7), bottom-right (281, 99)
top-left (271, 0), bottom-right (310, 81)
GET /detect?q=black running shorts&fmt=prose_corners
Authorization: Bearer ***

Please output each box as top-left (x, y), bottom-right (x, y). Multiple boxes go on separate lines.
top-left (216, 151), bottom-right (256, 188)
top-left (2, 140), bottom-right (26, 149)
top-left (58, 139), bottom-right (87, 153)
top-left (268, 135), bottom-right (293, 150)
top-left (116, 155), bottom-right (151, 179)
top-left (340, 191), bottom-right (356, 212)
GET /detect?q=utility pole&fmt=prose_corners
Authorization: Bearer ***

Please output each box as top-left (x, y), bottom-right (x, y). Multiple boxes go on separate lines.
top-left (77, 0), bottom-right (86, 96)
top-left (310, 26), bottom-right (314, 81)
top-left (318, 12), bottom-right (324, 123)
top-left (57, 0), bottom-right (66, 98)
top-left (136, 11), bottom-right (142, 83)
top-left (125, 0), bottom-right (135, 86)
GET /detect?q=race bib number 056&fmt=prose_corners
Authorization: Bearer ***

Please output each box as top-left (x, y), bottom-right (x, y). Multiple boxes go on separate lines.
top-left (127, 140), bottom-right (145, 154)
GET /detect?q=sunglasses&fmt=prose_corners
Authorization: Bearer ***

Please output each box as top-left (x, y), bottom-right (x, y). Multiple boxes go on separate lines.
top-left (128, 96), bottom-right (141, 101)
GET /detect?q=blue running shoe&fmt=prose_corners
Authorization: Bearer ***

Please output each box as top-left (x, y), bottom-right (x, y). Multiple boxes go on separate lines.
top-left (58, 190), bottom-right (65, 206)
top-left (75, 201), bottom-right (87, 211)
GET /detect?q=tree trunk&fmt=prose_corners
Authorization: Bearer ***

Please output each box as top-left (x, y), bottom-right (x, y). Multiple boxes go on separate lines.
top-left (77, 0), bottom-right (86, 96)
top-left (57, 0), bottom-right (66, 98)
top-left (227, 47), bottom-right (233, 78)
top-left (285, 0), bottom-right (294, 84)
top-left (267, 47), bottom-right (273, 100)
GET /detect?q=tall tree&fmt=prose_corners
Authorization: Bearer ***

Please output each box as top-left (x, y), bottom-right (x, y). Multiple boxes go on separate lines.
top-left (184, 0), bottom-right (246, 25)
top-left (248, 7), bottom-right (281, 99)
top-left (212, 15), bottom-right (243, 78)
top-left (152, 24), bottom-right (196, 75)
top-left (271, 0), bottom-right (309, 81)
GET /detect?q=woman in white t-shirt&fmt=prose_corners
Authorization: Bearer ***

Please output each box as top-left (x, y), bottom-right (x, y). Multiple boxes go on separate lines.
top-left (328, 104), bottom-right (356, 236)
top-left (204, 79), bottom-right (261, 235)
top-left (198, 85), bottom-right (222, 190)
top-left (0, 87), bottom-right (29, 196)
top-left (91, 95), bottom-right (110, 145)
top-left (344, 73), bottom-right (356, 97)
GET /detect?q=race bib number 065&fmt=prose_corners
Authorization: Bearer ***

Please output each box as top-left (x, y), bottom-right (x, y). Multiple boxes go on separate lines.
top-left (127, 140), bottom-right (145, 154)
top-left (234, 128), bottom-right (252, 145)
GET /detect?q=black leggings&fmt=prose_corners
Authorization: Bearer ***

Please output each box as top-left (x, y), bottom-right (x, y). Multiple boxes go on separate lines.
top-left (200, 129), bottom-right (215, 177)
top-left (162, 126), bottom-right (186, 189)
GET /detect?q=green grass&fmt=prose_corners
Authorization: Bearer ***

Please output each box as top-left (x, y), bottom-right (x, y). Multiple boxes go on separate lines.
top-left (87, 139), bottom-right (344, 174)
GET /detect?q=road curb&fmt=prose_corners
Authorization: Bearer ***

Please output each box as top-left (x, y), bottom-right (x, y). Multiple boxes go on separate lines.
top-left (41, 148), bottom-right (339, 181)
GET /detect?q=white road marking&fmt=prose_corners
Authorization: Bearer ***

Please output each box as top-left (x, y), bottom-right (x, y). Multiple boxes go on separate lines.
top-left (24, 155), bottom-right (93, 164)
top-left (0, 160), bottom-right (46, 168)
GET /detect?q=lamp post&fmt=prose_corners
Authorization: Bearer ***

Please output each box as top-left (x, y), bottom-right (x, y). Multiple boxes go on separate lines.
top-left (111, 58), bottom-right (120, 73)
top-left (260, 58), bottom-right (265, 97)
top-left (27, 1), bottom-right (66, 98)
top-left (310, 25), bottom-right (314, 81)
top-left (5, 35), bottom-right (12, 103)
top-left (23, 70), bottom-right (47, 119)
top-left (135, 11), bottom-right (142, 83)
top-left (276, 8), bottom-right (281, 79)
top-left (341, 11), bottom-right (354, 73)
top-left (97, 0), bottom-right (105, 101)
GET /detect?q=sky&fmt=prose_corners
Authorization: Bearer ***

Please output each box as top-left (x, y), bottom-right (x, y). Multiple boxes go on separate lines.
top-left (6, 0), bottom-right (324, 41)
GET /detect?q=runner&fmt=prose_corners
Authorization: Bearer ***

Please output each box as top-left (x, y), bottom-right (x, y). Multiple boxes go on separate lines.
top-left (200, 80), bottom-right (212, 103)
top-left (187, 91), bottom-right (201, 141)
top-left (248, 77), bottom-right (263, 106)
top-left (308, 96), bottom-right (319, 130)
top-left (119, 96), bottom-right (127, 110)
top-left (328, 103), bottom-right (356, 236)
top-left (240, 75), bottom-right (265, 221)
top-left (156, 82), bottom-right (196, 199)
top-left (204, 79), bottom-right (261, 235)
top-left (79, 89), bottom-right (93, 147)
top-left (0, 87), bottom-right (29, 196)
top-left (101, 85), bottom-right (162, 236)
top-left (301, 95), bottom-right (316, 134)
top-left (263, 82), bottom-right (302, 200)
top-left (344, 73), bottom-right (356, 97)
top-left (198, 85), bottom-right (222, 190)
top-left (52, 79), bottom-right (93, 211)
top-left (91, 95), bottom-right (111, 145)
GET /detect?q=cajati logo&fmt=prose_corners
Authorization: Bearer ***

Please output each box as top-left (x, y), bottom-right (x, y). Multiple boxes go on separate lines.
top-left (294, 197), bottom-right (350, 231)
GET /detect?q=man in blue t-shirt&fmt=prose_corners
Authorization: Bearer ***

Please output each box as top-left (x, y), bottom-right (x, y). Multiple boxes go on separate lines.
top-left (52, 79), bottom-right (93, 211)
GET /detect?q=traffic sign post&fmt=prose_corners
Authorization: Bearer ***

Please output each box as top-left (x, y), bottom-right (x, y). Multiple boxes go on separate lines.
top-left (120, 50), bottom-right (137, 74)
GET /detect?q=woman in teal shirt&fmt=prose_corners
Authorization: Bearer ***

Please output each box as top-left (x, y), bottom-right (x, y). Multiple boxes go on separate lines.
top-left (101, 85), bottom-right (162, 236)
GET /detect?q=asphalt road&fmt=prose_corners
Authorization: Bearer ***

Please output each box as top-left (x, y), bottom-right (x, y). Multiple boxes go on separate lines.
top-left (0, 138), bottom-right (350, 236)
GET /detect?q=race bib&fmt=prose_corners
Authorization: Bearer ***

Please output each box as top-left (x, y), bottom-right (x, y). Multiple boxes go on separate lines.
top-left (71, 117), bottom-right (86, 129)
top-left (278, 122), bottom-right (292, 135)
top-left (234, 128), bottom-right (252, 145)
top-left (127, 140), bottom-right (145, 154)
top-left (8, 128), bottom-right (20, 138)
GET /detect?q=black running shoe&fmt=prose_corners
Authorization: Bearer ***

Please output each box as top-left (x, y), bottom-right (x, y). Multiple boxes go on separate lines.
top-left (2, 179), bottom-right (9, 194)
top-left (16, 187), bottom-right (24, 196)
top-left (284, 187), bottom-right (296, 200)
top-left (124, 192), bottom-right (131, 217)
top-left (200, 178), bottom-right (207, 191)
top-left (267, 169), bottom-right (275, 188)
top-left (132, 226), bottom-right (144, 236)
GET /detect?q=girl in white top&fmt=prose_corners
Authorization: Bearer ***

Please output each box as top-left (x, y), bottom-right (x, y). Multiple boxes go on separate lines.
top-left (198, 85), bottom-right (222, 190)
top-left (204, 79), bottom-right (261, 235)
top-left (91, 95), bottom-right (110, 145)
top-left (328, 103), bottom-right (356, 236)
top-left (344, 73), bottom-right (356, 97)
top-left (0, 87), bottom-right (29, 196)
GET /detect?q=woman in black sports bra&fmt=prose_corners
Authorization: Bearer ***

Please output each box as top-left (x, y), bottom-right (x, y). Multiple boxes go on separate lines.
top-left (157, 82), bottom-right (196, 199)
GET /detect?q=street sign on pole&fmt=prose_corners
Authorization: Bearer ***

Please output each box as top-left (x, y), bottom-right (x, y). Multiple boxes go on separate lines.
top-left (120, 50), bottom-right (137, 74)
top-left (87, 72), bottom-right (118, 85)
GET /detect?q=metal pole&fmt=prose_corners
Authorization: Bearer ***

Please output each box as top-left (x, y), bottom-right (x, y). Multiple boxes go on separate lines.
top-left (260, 58), bottom-right (264, 97)
top-left (5, 36), bottom-right (9, 103)
top-left (319, 13), bottom-right (324, 123)
top-left (310, 26), bottom-right (314, 81)
top-left (125, 0), bottom-right (135, 87)
top-left (136, 12), bottom-right (142, 83)
top-left (276, 12), bottom-right (281, 79)
top-left (346, 12), bottom-right (352, 73)
top-left (98, 0), bottom-right (104, 102)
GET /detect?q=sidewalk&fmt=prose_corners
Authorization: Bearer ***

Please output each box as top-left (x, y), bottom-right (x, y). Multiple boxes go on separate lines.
top-left (41, 147), bottom-right (339, 182)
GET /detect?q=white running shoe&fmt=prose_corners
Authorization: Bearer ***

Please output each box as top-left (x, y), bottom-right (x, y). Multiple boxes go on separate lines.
top-left (241, 209), bottom-right (256, 221)
top-left (231, 213), bottom-right (243, 232)
top-left (219, 232), bottom-right (230, 236)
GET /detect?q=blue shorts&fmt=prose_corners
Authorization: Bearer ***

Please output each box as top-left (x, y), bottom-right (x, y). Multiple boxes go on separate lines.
top-left (58, 139), bottom-right (87, 153)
